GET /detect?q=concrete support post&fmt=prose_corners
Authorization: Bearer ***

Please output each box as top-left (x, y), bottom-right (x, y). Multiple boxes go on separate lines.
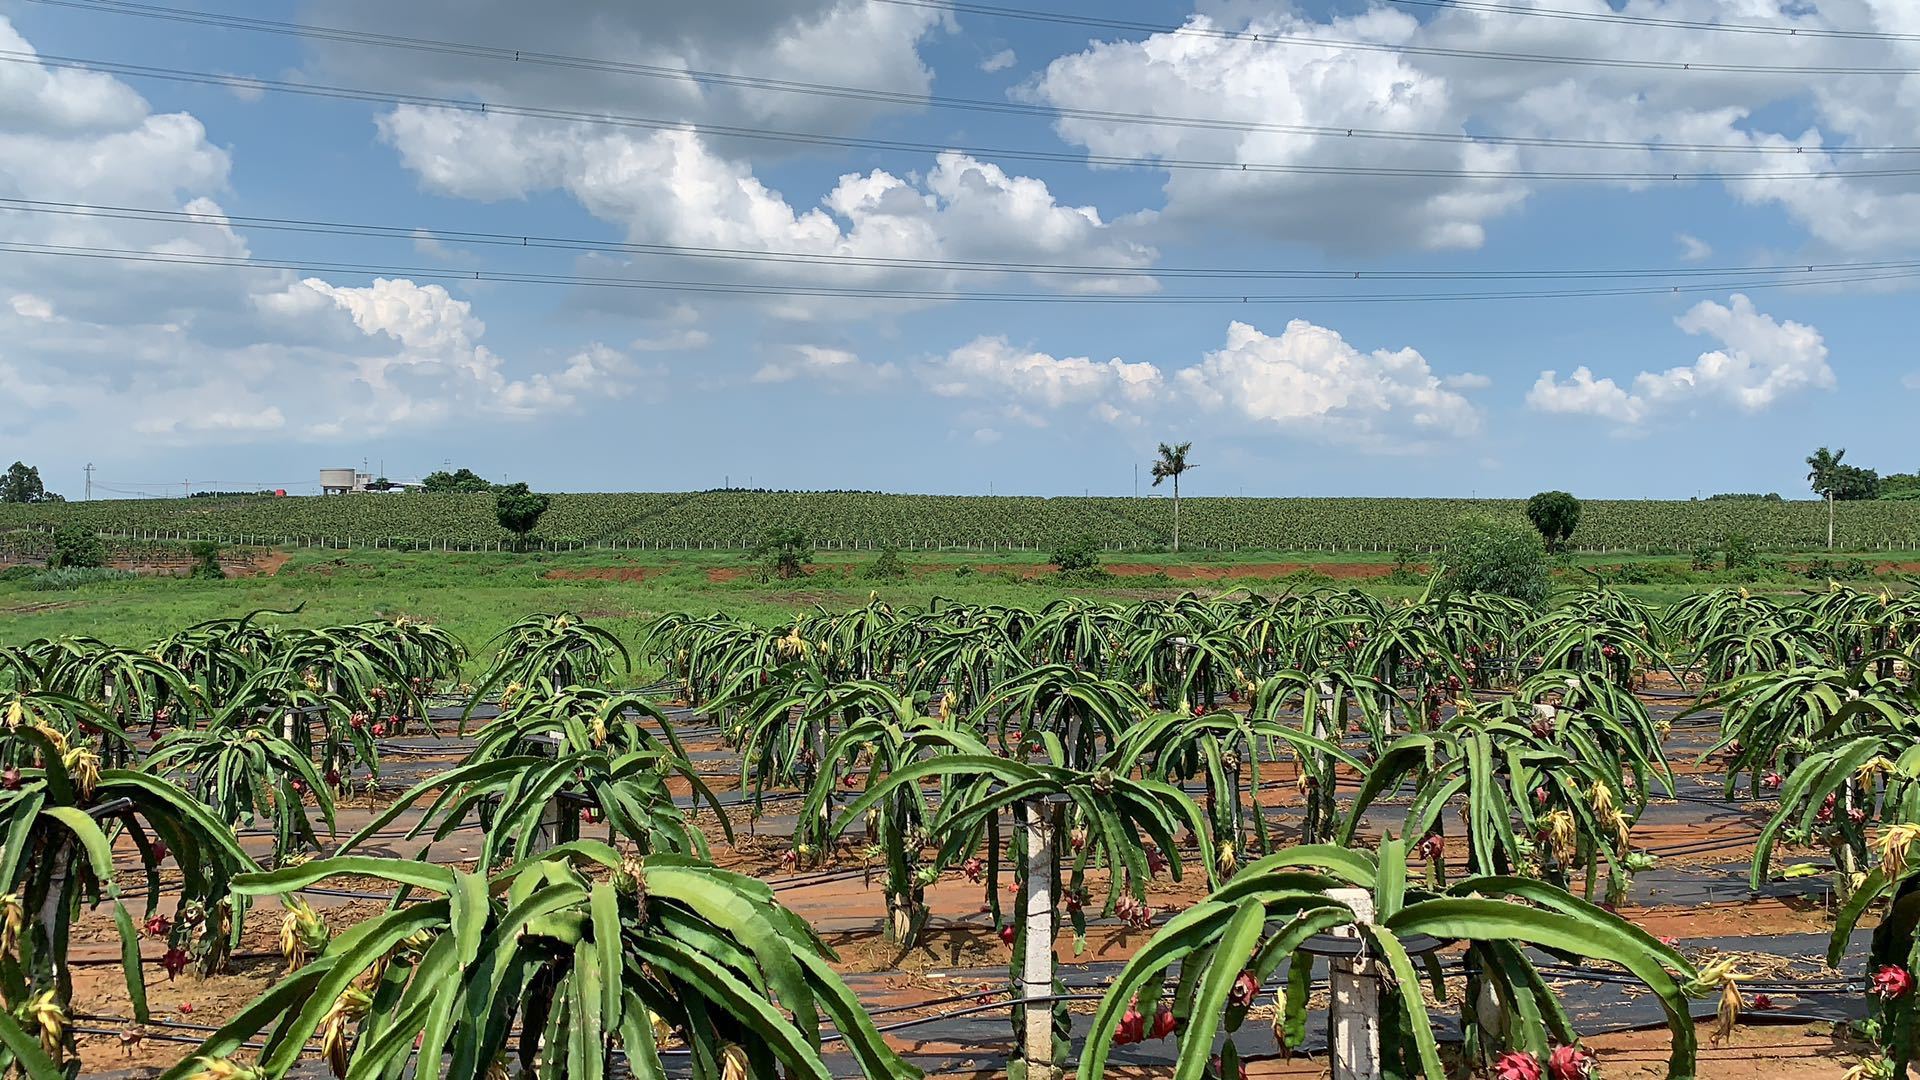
top-left (1328, 887), bottom-right (1381, 1080)
top-left (1021, 798), bottom-right (1058, 1080)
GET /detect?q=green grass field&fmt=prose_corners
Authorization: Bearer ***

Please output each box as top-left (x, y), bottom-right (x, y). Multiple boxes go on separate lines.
top-left (2, 546), bottom-right (1907, 679)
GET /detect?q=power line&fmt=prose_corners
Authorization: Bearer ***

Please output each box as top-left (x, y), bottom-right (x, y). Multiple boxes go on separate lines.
top-left (13, 196), bottom-right (1920, 283)
top-left (4, 238), bottom-right (1918, 304)
top-left (3, 50), bottom-right (1918, 183)
top-left (871, 0), bottom-right (1920, 75)
top-left (1378, 0), bottom-right (1920, 43)
top-left (21, 0), bottom-right (1920, 157)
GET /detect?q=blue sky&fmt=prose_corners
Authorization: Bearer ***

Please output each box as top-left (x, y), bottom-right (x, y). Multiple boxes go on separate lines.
top-left (1, 0), bottom-right (1916, 500)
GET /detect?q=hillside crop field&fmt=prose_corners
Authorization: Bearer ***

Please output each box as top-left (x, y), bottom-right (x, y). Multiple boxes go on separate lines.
top-left (6, 490), bottom-right (1920, 552)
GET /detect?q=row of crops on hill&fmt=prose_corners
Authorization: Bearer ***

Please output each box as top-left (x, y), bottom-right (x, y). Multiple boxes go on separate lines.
top-left (5, 582), bottom-right (1920, 1077)
top-left (8, 491), bottom-right (1920, 551)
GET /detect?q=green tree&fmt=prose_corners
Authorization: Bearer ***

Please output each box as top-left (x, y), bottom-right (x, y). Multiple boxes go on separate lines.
top-left (186, 541), bottom-right (225, 579)
top-left (420, 466), bottom-right (494, 493)
top-left (46, 525), bottom-right (104, 569)
top-left (1150, 441), bottom-right (1194, 553)
top-left (1438, 515), bottom-right (1551, 605)
top-left (493, 482), bottom-right (550, 550)
top-left (0, 461), bottom-right (56, 503)
top-left (1524, 490), bottom-right (1582, 552)
top-left (752, 526), bottom-right (814, 581)
top-left (1806, 447), bottom-right (1880, 548)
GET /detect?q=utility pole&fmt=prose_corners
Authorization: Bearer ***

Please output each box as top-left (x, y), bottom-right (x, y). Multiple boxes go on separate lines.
top-left (83, 463), bottom-right (93, 501)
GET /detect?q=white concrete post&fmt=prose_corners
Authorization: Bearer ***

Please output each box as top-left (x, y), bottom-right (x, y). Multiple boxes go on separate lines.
top-left (1021, 798), bottom-right (1057, 1080)
top-left (1327, 887), bottom-right (1381, 1080)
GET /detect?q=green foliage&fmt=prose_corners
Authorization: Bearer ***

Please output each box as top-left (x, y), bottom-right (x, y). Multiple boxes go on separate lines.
top-left (1524, 490), bottom-right (1582, 551)
top-left (420, 466), bottom-right (494, 493)
top-left (1438, 515), bottom-right (1551, 605)
top-left (1084, 839), bottom-right (1704, 1080)
top-left (27, 567), bottom-right (133, 591)
top-left (1048, 535), bottom-right (1101, 573)
top-left (1707, 492), bottom-right (1782, 501)
top-left (861, 544), bottom-right (907, 581)
top-left (1386, 545), bottom-right (1423, 585)
top-left (168, 851), bottom-right (919, 1080)
top-left (492, 482), bottom-right (550, 549)
top-left (0, 462), bottom-right (57, 504)
top-left (1722, 533), bottom-right (1762, 575)
top-left (1881, 472), bottom-right (1920, 500)
top-left (1691, 544), bottom-right (1717, 571)
top-left (1801, 556), bottom-right (1875, 581)
top-left (751, 526), bottom-right (814, 581)
top-left (46, 524), bottom-right (104, 570)
top-left (1809, 447), bottom-right (1882, 501)
top-left (187, 540), bottom-right (225, 579)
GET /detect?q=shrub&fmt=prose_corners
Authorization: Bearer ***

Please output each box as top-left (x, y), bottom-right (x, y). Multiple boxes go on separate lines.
top-left (861, 544), bottom-right (907, 581)
top-left (1387, 544), bottom-right (1423, 585)
top-left (1049, 535), bottom-right (1101, 573)
top-left (751, 526), bottom-right (814, 581)
top-left (1691, 545), bottom-right (1717, 571)
top-left (1723, 533), bottom-right (1762, 574)
top-left (30, 567), bottom-right (133, 591)
top-left (47, 524), bottom-right (105, 569)
top-left (1052, 566), bottom-right (1114, 587)
top-left (187, 541), bottom-right (225, 579)
top-left (1437, 515), bottom-right (1551, 605)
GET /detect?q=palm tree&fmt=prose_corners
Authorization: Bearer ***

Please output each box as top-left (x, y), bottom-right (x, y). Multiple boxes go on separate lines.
top-left (1807, 446), bottom-right (1843, 550)
top-left (1150, 441), bottom-right (1194, 553)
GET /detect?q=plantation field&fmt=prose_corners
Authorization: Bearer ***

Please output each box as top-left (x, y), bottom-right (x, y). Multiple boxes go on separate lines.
top-left (3, 569), bottom-right (1912, 1080)
top-left (7, 490), bottom-right (1920, 552)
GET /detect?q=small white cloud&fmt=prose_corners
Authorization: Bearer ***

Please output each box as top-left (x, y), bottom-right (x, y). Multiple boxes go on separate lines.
top-left (1527, 294), bottom-right (1833, 425)
top-left (631, 328), bottom-right (711, 353)
top-left (1442, 372), bottom-right (1491, 390)
top-left (214, 73), bottom-right (267, 102)
top-left (972, 427), bottom-right (1002, 444)
top-left (411, 229), bottom-right (454, 258)
top-left (1677, 234), bottom-right (1713, 262)
top-left (753, 345), bottom-right (896, 385)
top-left (9, 294), bottom-right (53, 320)
top-left (979, 48), bottom-right (1017, 73)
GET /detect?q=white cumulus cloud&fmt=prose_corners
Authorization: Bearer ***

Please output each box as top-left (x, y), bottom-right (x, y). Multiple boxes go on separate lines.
top-left (926, 336), bottom-right (1164, 423)
top-left (1178, 321), bottom-right (1482, 447)
top-left (1528, 294), bottom-right (1834, 425)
